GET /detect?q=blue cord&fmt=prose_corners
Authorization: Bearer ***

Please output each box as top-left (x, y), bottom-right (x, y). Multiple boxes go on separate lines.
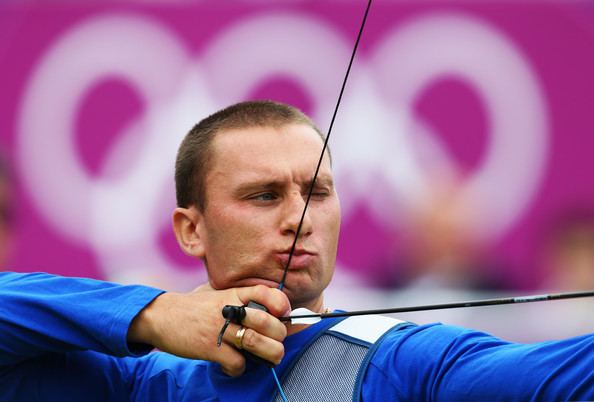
top-left (271, 367), bottom-right (288, 402)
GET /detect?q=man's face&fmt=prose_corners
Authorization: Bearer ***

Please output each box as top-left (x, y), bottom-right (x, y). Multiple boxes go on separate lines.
top-left (196, 123), bottom-right (340, 310)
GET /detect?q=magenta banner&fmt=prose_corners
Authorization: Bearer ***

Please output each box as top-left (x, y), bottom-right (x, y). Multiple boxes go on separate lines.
top-left (1, 1), bottom-right (594, 292)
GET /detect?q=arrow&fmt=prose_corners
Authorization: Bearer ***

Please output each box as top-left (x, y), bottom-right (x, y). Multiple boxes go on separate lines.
top-left (281, 290), bottom-right (594, 325)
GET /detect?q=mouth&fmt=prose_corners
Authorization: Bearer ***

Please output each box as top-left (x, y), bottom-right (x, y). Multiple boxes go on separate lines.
top-left (275, 248), bottom-right (317, 270)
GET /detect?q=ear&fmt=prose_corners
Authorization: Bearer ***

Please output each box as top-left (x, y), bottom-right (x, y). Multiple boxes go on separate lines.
top-left (172, 206), bottom-right (205, 258)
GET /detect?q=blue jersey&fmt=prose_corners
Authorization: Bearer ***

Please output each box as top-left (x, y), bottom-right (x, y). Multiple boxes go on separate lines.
top-left (1, 271), bottom-right (594, 401)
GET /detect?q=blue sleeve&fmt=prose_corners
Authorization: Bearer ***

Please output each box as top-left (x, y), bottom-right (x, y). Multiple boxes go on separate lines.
top-left (0, 272), bottom-right (165, 401)
top-left (363, 322), bottom-right (594, 401)
top-left (1, 350), bottom-right (216, 402)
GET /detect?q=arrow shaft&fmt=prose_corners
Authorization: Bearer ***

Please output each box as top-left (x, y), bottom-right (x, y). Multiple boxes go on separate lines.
top-left (280, 290), bottom-right (594, 322)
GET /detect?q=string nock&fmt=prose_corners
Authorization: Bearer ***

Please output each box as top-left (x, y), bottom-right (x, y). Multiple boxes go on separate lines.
top-left (217, 305), bottom-right (247, 347)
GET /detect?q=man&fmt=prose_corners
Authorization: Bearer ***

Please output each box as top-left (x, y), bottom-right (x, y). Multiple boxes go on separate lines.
top-left (1, 101), bottom-right (594, 401)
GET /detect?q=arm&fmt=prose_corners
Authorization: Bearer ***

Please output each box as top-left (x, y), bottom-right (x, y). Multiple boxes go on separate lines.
top-left (0, 271), bottom-right (164, 401)
top-left (0, 272), bottom-right (290, 401)
top-left (0, 271), bottom-right (163, 365)
top-left (364, 323), bottom-right (594, 401)
top-left (1, 272), bottom-right (290, 374)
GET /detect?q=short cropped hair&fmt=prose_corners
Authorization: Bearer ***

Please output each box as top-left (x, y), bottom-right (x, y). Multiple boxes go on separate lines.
top-left (175, 100), bottom-right (327, 210)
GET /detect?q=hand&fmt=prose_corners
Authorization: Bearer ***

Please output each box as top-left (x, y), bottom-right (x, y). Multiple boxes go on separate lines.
top-left (128, 285), bottom-right (290, 376)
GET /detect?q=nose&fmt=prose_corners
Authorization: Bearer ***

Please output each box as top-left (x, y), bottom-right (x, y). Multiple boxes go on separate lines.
top-left (280, 191), bottom-right (312, 239)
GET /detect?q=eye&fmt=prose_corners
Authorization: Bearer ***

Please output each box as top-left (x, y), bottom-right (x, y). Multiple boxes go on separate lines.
top-left (251, 192), bottom-right (278, 202)
top-left (310, 187), bottom-right (330, 200)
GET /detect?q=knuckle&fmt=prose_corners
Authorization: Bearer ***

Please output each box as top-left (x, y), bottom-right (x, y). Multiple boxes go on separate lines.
top-left (271, 289), bottom-right (291, 313)
top-left (278, 323), bottom-right (287, 339)
top-left (225, 356), bottom-right (245, 376)
top-left (251, 312), bottom-right (286, 340)
top-left (253, 285), bottom-right (268, 300)
top-left (250, 310), bottom-right (267, 328)
top-left (268, 315), bottom-right (287, 338)
top-left (273, 288), bottom-right (288, 303)
top-left (272, 346), bottom-right (285, 365)
top-left (242, 328), bottom-right (258, 349)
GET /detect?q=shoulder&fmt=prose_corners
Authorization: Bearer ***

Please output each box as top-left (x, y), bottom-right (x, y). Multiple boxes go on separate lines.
top-left (327, 315), bottom-right (408, 345)
top-left (372, 322), bottom-right (490, 363)
top-left (359, 323), bottom-right (487, 401)
top-left (365, 323), bottom-right (512, 389)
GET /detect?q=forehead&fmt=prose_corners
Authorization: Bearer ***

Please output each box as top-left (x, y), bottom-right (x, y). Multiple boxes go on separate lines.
top-left (209, 124), bottom-right (328, 174)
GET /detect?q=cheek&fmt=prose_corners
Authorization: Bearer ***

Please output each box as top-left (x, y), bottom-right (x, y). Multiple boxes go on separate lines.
top-left (326, 205), bottom-right (342, 263)
top-left (318, 202), bottom-right (341, 237)
top-left (203, 209), bottom-right (271, 268)
top-left (206, 207), bottom-right (256, 243)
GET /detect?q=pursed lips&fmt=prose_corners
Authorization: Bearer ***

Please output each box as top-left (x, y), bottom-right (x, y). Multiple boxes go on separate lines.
top-left (275, 248), bottom-right (317, 270)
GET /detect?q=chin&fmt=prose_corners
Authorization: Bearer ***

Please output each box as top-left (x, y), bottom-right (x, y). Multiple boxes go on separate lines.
top-left (236, 277), bottom-right (281, 289)
top-left (284, 286), bottom-right (324, 307)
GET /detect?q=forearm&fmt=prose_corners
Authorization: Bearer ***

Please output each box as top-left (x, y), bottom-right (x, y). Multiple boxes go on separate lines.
top-left (127, 291), bottom-right (175, 346)
top-left (0, 272), bottom-right (163, 365)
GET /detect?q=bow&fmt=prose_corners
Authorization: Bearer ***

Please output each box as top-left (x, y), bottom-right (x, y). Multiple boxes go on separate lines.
top-left (219, 0), bottom-right (594, 399)
top-left (270, 0), bottom-right (594, 327)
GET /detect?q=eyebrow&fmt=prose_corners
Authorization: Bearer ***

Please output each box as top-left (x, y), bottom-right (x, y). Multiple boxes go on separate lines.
top-left (305, 175), bottom-right (334, 190)
top-left (234, 175), bottom-right (334, 196)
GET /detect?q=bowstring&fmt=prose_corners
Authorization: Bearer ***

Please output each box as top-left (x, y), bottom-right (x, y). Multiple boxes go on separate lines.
top-left (273, 2), bottom-right (373, 400)
top-left (278, 0), bottom-right (373, 291)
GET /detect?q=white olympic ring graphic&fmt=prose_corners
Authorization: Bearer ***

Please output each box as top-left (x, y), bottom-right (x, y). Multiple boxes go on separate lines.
top-left (17, 11), bottom-right (548, 288)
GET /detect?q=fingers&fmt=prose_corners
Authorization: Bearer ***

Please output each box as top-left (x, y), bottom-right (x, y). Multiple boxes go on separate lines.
top-left (243, 307), bottom-right (287, 342)
top-left (222, 322), bottom-right (285, 366)
top-left (144, 284), bottom-right (290, 376)
top-left (239, 326), bottom-right (285, 365)
top-left (236, 285), bottom-right (291, 317)
top-left (217, 286), bottom-right (289, 368)
top-left (215, 342), bottom-right (246, 377)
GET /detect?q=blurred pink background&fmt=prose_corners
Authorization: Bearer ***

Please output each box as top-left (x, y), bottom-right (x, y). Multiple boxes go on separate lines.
top-left (1, 0), bottom-right (594, 339)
